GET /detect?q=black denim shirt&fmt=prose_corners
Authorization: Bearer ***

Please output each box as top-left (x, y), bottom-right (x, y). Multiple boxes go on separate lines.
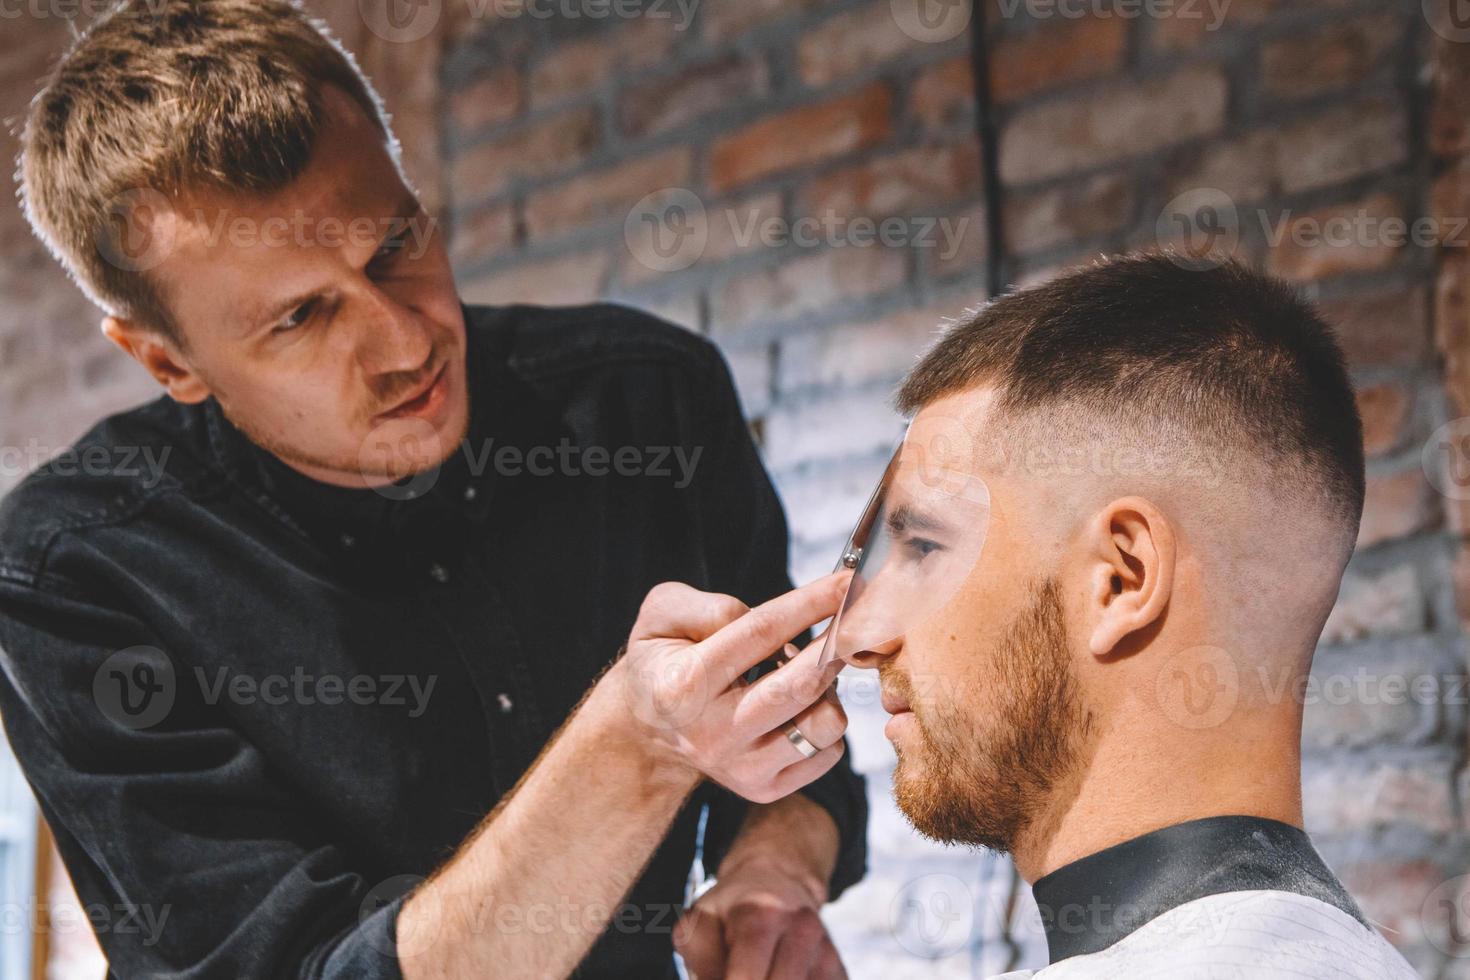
top-left (0, 302), bottom-right (867, 979)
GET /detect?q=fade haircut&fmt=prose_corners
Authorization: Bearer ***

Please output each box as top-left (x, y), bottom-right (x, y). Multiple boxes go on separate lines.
top-left (897, 253), bottom-right (1366, 543)
top-left (17, 0), bottom-right (401, 347)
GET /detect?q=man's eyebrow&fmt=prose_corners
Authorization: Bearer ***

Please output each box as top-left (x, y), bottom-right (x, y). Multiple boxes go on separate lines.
top-left (242, 192), bottom-right (424, 333)
top-left (886, 503), bottom-right (949, 535)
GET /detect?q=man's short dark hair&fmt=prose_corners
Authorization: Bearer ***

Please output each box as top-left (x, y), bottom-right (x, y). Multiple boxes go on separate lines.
top-left (897, 253), bottom-right (1365, 537)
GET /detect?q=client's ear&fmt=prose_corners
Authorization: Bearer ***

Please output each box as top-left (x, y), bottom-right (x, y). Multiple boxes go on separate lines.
top-left (1084, 496), bottom-right (1176, 658)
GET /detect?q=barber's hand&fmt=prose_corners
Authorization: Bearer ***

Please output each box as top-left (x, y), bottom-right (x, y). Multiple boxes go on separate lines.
top-left (675, 858), bottom-right (846, 980)
top-left (610, 573), bottom-right (850, 804)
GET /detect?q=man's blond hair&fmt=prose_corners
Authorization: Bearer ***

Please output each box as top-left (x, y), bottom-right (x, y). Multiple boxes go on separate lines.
top-left (17, 0), bottom-right (400, 346)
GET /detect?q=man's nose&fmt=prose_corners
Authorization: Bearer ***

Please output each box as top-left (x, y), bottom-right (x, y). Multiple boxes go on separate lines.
top-left (354, 288), bottom-right (433, 376)
top-left (843, 636), bottom-right (901, 670)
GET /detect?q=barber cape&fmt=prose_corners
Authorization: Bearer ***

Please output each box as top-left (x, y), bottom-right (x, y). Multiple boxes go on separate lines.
top-left (992, 816), bottom-right (1420, 979)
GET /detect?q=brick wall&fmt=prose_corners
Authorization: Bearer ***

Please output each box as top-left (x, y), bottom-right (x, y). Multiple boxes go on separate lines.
top-left (2, 0), bottom-right (1468, 976)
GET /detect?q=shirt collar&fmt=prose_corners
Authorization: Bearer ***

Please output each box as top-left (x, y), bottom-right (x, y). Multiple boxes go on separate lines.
top-left (1031, 814), bottom-right (1365, 964)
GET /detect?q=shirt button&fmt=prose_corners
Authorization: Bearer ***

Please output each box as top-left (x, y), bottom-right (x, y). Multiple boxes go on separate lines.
top-left (463, 486), bottom-right (477, 502)
top-left (428, 563), bottom-right (450, 584)
top-left (497, 693), bottom-right (514, 713)
top-left (339, 533), bottom-right (356, 549)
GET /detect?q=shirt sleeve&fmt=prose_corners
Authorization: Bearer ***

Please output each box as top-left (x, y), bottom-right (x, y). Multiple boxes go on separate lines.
top-left (685, 338), bottom-right (869, 900)
top-left (0, 577), bottom-right (408, 980)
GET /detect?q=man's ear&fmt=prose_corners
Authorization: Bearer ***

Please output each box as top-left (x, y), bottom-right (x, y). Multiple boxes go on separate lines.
top-left (101, 315), bottom-right (211, 404)
top-left (1084, 495), bottom-right (1176, 658)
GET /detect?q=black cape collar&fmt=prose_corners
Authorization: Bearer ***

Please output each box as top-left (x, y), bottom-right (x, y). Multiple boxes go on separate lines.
top-left (1031, 815), bottom-right (1365, 964)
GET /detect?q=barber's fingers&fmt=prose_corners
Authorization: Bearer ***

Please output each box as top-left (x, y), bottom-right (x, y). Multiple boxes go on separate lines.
top-left (782, 697), bottom-right (848, 753)
top-left (727, 628), bottom-right (846, 739)
top-left (767, 909), bottom-right (828, 980)
top-left (703, 573), bottom-right (850, 679)
top-left (633, 582), bottom-right (750, 642)
top-left (734, 739), bottom-right (847, 805)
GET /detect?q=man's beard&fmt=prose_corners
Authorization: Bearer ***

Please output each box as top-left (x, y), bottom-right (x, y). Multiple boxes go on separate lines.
top-left (888, 577), bottom-right (1090, 853)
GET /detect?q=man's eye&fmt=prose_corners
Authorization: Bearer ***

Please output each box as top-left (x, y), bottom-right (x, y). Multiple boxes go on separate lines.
top-left (905, 537), bottom-right (943, 560)
top-left (274, 300), bottom-right (318, 333)
top-left (374, 223), bottom-right (411, 263)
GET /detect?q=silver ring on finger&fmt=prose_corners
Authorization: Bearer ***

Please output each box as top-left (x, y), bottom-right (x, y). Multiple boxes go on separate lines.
top-left (782, 720), bottom-right (820, 759)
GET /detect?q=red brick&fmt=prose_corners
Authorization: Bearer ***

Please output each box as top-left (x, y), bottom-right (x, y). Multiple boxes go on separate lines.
top-left (712, 246), bottom-right (907, 332)
top-left (797, 142), bottom-right (980, 219)
top-left (1435, 251), bottom-right (1470, 416)
top-left (1165, 129), bottom-right (1280, 204)
top-left (1319, 563), bottom-right (1424, 645)
top-left (620, 192), bottom-right (785, 288)
top-left (528, 38), bottom-right (616, 109)
top-left (523, 148), bottom-right (692, 241)
top-left (930, 202), bottom-right (989, 282)
top-left (710, 83), bottom-right (893, 192)
top-left (989, 16), bottom-right (1128, 104)
top-left (1358, 466), bottom-right (1440, 549)
top-left (619, 53), bottom-right (769, 139)
top-left (1151, 0), bottom-right (1273, 51)
top-left (1454, 546), bottom-right (1470, 632)
top-left (448, 107), bottom-right (600, 201)
top-left (700, 0), bottom-right (824, 43)
top-left (1262, 14), bottom-right (1400, 100)
top-left (797, 1), bottom-right (931, 87)
top-left (999, 66), bottom-right (1227, 185)
top-left (449, 202), bottom-right (518, 267)
top-left (1003, 171), bottom-right (1132, 256)
top-left (1276, 98), bottom-right (1408, 195)
top-left (1430, 22), bottom-right (1470, 159)
top-left (777, 298), bottom-right (962, 392)
top-left (459, 249), bottom-right (611, 307)
top-left (618, 14), bottom-right (687, 71)
top-left (1303, 755), bottom-right (1458, 836)
top-left (450, 65), bottom-right (523, 133)
top-left (1338, 859), bottom-right (1460, 953)
top-left (1356, 382), bottom-right (1410, 457)
top-left (1265, 193), bottom-right (1406, 283)
top-left (911, 55), bottom-right (974, 131)
top-left (1317, 286), bottom-right (1431, 370)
